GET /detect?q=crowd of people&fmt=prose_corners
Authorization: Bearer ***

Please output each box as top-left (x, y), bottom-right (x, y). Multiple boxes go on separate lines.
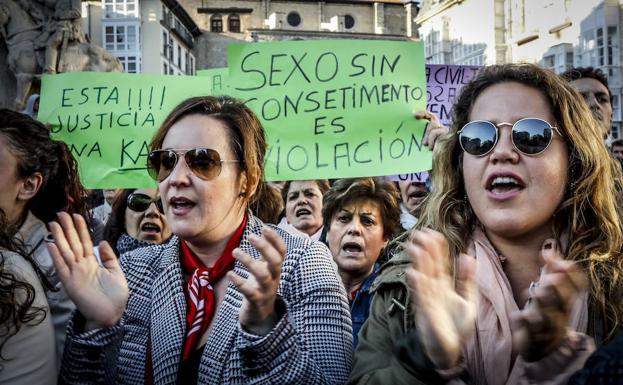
top-left (1, 63), bottom-right (622, 385)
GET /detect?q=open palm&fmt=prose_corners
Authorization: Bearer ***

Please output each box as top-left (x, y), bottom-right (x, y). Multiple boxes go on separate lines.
top-left (405, 229), bottom-right (476, 369)
top-left (47, 212), bottom-right (128, 329)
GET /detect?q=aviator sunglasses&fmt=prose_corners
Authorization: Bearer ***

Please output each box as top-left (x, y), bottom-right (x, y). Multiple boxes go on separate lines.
top-left (147, 148), bottom-right (241, 182)
top-left (458, 118), bottom-right (563, 157)
top-left (127, 192), bottom-right (164, 213)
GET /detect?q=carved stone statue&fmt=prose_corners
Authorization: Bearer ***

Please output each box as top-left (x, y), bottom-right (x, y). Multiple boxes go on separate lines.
top-left (0, 0), bottom-right (124, 109)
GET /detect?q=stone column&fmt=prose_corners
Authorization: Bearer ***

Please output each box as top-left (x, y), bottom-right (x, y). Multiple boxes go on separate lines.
top-left (405, 3), bottom-right (414, 37)
top-left (374, 2), bottom-right (385, 34)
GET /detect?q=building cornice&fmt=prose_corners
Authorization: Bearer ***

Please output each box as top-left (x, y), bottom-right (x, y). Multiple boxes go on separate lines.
top-left (415, 0), bottom-right (464, 24)
top-left (197, 7), bottom-right (254, 14)
top-left (247, 28), bottom-right (416, 40)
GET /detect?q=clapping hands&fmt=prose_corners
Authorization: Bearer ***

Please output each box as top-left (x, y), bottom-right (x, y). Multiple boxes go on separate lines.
top-left (228, 226), bottom-right (287, 336)
top-left (405, 229), bottom-right (477, 369)
top-left (511, 239), bottom-right (587, 362)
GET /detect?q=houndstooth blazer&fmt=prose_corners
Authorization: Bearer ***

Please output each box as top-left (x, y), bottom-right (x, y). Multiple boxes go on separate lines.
top-left (59, 214), bottom-right (353, 384)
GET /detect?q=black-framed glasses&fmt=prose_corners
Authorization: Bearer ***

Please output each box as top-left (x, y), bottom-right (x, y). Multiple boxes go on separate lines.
top-left (147, 148), bottom-right (241, 182)
top-left (457, 118), bottom-right (563, 157)
top-left (127, 192), bottom-right (164, 213)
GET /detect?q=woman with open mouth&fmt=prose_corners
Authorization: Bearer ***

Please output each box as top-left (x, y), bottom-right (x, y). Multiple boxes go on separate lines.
top-left (323, 177), bottom-right (401, 348)
top-left (46, 96), bottom-right (352, 384)
top-left (349, 64), bottom-right (623, 384)
top-left (278, 179), bottom-right (330, 242)
top-left (103, 188), bottom-right (173, 256)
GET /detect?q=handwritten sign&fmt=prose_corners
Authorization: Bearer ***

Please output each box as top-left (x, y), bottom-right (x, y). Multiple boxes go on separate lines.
top-left (38, 72), bottom-right (215, 188)
top-left (228, 40), bottom-right (428, 181)
top-left (196, 68), bottom-right (228, 93)
top-left (425, 64), bottom-right (480, 126)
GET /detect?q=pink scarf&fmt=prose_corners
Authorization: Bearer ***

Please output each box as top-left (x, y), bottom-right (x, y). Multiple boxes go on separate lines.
top-left (446, 228), bottom-right (594, 385)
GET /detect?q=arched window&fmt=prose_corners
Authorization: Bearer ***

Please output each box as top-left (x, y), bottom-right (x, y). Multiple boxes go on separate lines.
top-left (211, 14), bottom-right (223, 32)
top-left (228, 14), bottom-right (241, 33)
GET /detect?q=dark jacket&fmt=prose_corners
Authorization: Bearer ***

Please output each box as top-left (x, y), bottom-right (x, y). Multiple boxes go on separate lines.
top-left (568, 331), bottom-right (623, 385)
top-left (350, 263), bottom-right (380, 348)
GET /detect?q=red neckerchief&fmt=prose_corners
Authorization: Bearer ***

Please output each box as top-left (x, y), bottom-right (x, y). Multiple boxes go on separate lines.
top-left (179, 215), bottom-right (247, 361)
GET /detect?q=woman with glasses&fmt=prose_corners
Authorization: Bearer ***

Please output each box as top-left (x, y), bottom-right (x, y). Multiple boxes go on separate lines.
top-left (103, 189), bottom-right (172, 256)
top-left (47, 96), bottom-right (352, 384)
top-left (349, 63), bottom-right (623, 384)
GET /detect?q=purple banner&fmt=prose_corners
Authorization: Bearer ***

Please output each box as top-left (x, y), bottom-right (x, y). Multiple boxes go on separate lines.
top-left (425, 64), bottom-right (481, 126)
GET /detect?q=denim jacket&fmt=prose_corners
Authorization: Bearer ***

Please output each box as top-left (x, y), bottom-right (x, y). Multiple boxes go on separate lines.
top-left (350, 263), bottom-right (381, 348)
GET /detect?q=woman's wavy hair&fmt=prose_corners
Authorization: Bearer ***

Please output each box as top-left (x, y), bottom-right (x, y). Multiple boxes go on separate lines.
top-left (417, 63), bottom-right (623, 338)
top-left (0, 210), bottom-right (46, 360)
top-left (0, 109), bottom-right (89, 224)
top-left (150, 96), bottom-right (267, 206)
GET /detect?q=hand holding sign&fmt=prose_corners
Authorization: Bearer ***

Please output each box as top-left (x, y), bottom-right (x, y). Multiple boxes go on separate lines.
top-left (416, 110), bottom-right (449, 151)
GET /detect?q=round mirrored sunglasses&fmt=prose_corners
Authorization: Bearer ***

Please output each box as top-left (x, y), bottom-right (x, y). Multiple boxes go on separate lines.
top-left (457, 118), bottom-right (562, 157)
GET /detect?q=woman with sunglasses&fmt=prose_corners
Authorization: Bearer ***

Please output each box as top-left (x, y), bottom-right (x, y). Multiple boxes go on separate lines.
top-left (349, 63), bottom-right (623, 384)
top-left (48, 96), bottom-right (352, 384)
top-left (103, 189), bottom-right (172, 256)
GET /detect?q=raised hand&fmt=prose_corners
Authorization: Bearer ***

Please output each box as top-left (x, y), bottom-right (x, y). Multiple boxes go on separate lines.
top-left (405, 229), bottom-right (477, 369)
top-left (47, 212), bottom-right (128, 330)
top-left (228, 226), bottom-right (287, 336)
top-left (416, 110), bottom-right (449, 151)
top-left (511, 240), bottom-right (587, 362)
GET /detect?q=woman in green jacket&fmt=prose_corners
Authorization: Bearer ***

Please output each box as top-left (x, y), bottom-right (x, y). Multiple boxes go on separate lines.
top-left (349, 63), bottom-right (623, 385)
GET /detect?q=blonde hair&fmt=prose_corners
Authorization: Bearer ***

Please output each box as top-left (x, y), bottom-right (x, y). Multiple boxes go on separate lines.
top-left (417, 63), bottom-right (623, 338)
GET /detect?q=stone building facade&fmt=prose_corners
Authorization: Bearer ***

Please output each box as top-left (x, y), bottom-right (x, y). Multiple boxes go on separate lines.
top-left (178, 0), bottom-right (419, 69)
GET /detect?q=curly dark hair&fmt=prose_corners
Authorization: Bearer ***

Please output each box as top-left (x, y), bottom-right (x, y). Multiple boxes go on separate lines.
top-left (0, 210), bottom-right (47, 360)
top-left (0, 109), bottom-right (89, 224)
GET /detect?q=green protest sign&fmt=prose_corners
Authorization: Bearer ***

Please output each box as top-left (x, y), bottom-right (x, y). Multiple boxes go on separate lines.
top-left (196, 68), bottom-right (228, 93)
top-left (228, 40), bottom-right (428, 181)
top-left (38, 72), bottom-right (215, 189)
